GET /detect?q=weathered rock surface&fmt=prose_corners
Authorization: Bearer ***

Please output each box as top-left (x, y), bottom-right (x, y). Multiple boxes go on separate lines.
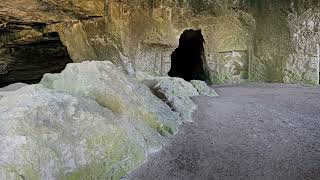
top-left (0, 82), bottom-right (27, 92)
top-left (247, 0), bottom-right (320, 85)
top-left (104, 0), bottom-right (255, 84)
top-left (284, 9), bottom-right (320, 85)
top-left (0, 0), bottom-right (105, 86)
top-left (1, 0), bottom-right (320, 85)
top-left (190, 80), bottom-right (219, 97)
top-left (136, 73), bottom-right (217, 122)
top-left (0, 61), bottom-right (212, 179)
top-left (152, 77), bottom-right (199, 122)
top-left (1, 84), bottom-right (146, 180)
top-left (153, 77), bottom-right (199, 98)
top-left (0, 32), bottom-right (73, 87)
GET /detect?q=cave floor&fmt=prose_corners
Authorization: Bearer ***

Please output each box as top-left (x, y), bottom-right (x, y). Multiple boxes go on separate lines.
top-left (129, 83), bottom-right (320, 180)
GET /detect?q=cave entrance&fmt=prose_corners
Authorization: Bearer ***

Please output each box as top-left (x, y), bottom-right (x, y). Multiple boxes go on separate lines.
top-left (0, 32), bottom-right (72, 87)
top-left (168, 29), bottom-right (208, 81)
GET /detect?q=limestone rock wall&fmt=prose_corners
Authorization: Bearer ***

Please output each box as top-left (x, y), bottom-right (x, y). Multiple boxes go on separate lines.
top-left (46, 19), bottom-right (122, 64)
top-left (1, 0), bottom-right (320, 85)
top-left (284, 8), bottom-right (320, 85)
top-left (249, 0), bottom-right (292, 82)
top-left (105, 0), bottom-right (255, 83)
top-left (250, 0), bottom-right (320, 85)
top-left (0, 0), bottom-right (106, 86)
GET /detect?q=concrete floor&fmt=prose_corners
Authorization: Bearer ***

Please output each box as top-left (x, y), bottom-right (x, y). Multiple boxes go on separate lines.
top-left (129, 84), bottom-right (320, 180)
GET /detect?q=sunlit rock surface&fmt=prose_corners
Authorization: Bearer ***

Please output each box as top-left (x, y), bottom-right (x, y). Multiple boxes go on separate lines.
top-left (0, 61), bottom-right (218, 179)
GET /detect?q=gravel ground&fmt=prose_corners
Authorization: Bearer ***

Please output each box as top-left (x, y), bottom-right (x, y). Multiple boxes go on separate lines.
top-left (128, 83), bottom-right (320, 180)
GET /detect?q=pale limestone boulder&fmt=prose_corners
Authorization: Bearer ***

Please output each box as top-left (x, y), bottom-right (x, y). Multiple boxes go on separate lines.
top-left (0, 61), bottom-right (184, 180)
top-left (152, 77), bottom-right (199, 122)
top-left (0, 85), bottom-right (145, 179)
top-left (153, 77), bottom-right (199, 98)
top-left (190, 80), bottom-right (219, 97)
top-left (136, 74), bottom-right (218, 121)
top-left (0, 61), bottom-right (219, 179)
top-left (40, 61), bottom-right (180, 136)
top-left (0, 83), bottom-right (27, 92)
top-left (165, 96), bottom-right (197, 122)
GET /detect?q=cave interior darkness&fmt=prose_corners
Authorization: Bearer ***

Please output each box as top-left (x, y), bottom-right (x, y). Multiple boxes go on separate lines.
top-left (168, 29), bottom-right (208, 82)
top-left (0, 32), bottom-right (72, 87)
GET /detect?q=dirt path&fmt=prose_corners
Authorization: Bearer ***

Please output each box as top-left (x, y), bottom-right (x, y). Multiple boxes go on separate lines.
top-left (129, 84), bottom-right (320, 180)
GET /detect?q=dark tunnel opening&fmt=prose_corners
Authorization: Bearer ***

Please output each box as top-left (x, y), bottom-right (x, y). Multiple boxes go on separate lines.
top-left (168, 29), bottom-right (208, 82)
top-left (0, 32), bottom-right (72, 87)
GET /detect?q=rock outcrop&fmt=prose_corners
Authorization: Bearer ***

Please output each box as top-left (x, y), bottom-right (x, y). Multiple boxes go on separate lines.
top-left (151, 77), bottom-right (199, 122)
top-left (190, 80), bottom-right (219, 97)
top-left (135, 72), bottom-right (218, 122)
top-left (284, 8), bottom-right (320, 85)
top-left (0, 0), bottom-right (105, 86)
top-left (0, 61), bottom-right (216, 179)
top-left (2, 0), bottom-right (319, 86)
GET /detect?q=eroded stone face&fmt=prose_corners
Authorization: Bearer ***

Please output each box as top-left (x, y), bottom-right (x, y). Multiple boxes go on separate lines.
top-left (0, 0), bottom-right (104, 23)
top-left (105, 0), bottom-right (255, 83)
top-left (190, 80), bottom-right (218, 97)
top-left (104, 0), bottom-right (320, 85)
top-left (1, 0), bottom-right (320, 86)
top-left (0, 32), bottom-right (73, 87)
top-left (284, 9), bottom-right (320, 85)
top-left (0, 0), bottom-right (106, 86)
top-left (0, 61), bottom-right (210, 179)
top-left (0, 84), bottom-right (146, 179)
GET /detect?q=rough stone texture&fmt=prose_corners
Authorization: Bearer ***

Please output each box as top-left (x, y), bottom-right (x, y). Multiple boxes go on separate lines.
top-left (0, 32), bottom-right (73, 87)
top-left (249, 0), bottom-right (292, 83)
top-left (284, 9), bottom-right (320, 85)
top-left (0, 0), bottom-right (106, 85)
top-left (103, 0), bottom-right (320, 85)
top-left (190, 80), bottom-right (219, 97)
top-left (0, 0), bottom-right (256, 85)
top-left (105, 0), bottom-right (255, 83)
top-left (249, 0), bottom-right (320, 85)
top-left (1, 0), bottom-right (320, 85)
top-left (0, 82), bottom-right (27, 92)
top-left (0, 61), bottom-right (198, 179)
top-left (153, 77), bottom-right (199, 98)
top-left (0, 85), bottom-right (146, 180)
top-left (0, 0), bottom-right (104, 24)
top-left (0, 62), bottom-right (217, 179)
top-left (151, 77), bottom-right (199, 122)
top-left (135, 72), bottom-right (216, 122)
top-left (46, 19), bottom-right (124, 65)
top-left (40, 61), bottom-right (180, 137)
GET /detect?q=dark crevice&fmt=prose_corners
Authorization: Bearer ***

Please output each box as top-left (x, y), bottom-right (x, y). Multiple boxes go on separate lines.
top-left (0, 32), bottom-right (72, 87)
top-left (168, 29), bottom-right (208, 82)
